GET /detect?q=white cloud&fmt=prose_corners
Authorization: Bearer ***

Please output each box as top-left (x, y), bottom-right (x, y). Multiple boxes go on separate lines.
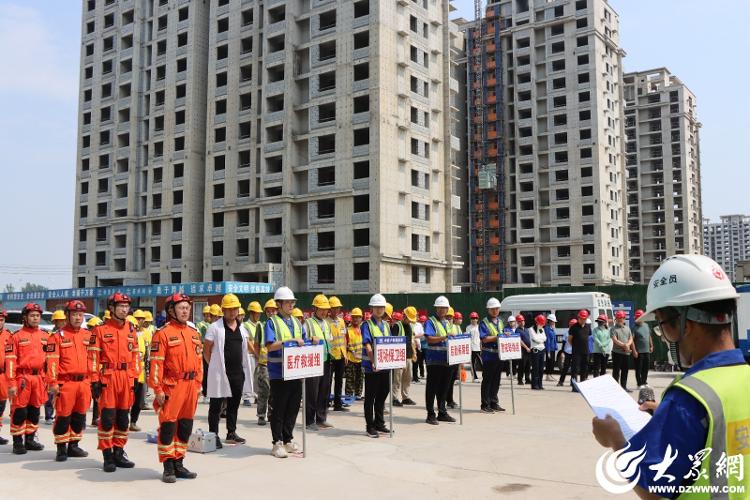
top-left (0, 4), bottom-right (78, 100)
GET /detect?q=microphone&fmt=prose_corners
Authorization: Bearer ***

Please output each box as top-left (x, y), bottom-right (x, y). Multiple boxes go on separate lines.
top-left (638, 385), bottom-right (655, 415)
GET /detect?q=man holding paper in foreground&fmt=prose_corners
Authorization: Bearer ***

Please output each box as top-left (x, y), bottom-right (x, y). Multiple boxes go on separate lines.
top-left (592, 255), bottom-right (750, 498)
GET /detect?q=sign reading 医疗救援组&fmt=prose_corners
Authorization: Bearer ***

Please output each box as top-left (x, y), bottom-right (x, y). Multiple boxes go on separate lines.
top-left (283, 343), bottom-right (325, 380)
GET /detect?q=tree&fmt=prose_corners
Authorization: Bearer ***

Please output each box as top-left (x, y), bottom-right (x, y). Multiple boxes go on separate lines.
top-left (21, 283), bottom-right (48, 292)
top-left (3, 284), bottom-right (14, 293)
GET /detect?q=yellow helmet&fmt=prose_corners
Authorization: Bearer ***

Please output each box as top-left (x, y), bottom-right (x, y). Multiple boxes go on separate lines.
top-left (384, 303), bottom-right (393, 319)
top-left (209, 304), bottom-right (223, 317)
top-left (87, 317), bottom-right (102, 328)
top-left (144, 311), bottom-right (154, 322)
top-left (127, 315), bottom-right (138, 327)
top-left (328, 296), bottom-right (343, 308)
top-left (239, 307), bottom-right (245, 316)
top-left (404, 306), bottom-right (418, 323)
top-left (133, 309), bottom-right (147, 319)
top-left (51, 310), bottom-right (66, 321)
top-left (221, 294), bottom-right (241, 309)
top-left (202, 305), bottom-right (211, 314)
top-left (247, 301), bottom-right (263, 314)
top-left (264, 299), bottom-right (278, 311)
top-left (312, 294), bottom-right (331, 310)
top-left (292, 308), bottom-right (304, 319)
top-left (103, 310), bottom-right (111, 320)
top-left (447, 307), bottom-right (455, 318)
top-left (350, 307), bottom-right (363, 317)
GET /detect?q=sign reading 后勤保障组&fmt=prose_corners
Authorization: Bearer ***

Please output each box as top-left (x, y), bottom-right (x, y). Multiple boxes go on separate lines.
top-left (447, 334), bottom-right (472, 365)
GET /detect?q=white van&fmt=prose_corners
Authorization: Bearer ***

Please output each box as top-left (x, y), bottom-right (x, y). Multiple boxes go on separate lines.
top-left (735, 285), bottom-right (750, 361)
top-left (500, 292), bottom-right (614, 349)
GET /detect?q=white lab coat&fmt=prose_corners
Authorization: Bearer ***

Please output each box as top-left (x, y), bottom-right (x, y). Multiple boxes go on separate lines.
top-left (204, 318), bottom-right (253, 398)
top-left (466, 324), bottom-right (481, 352)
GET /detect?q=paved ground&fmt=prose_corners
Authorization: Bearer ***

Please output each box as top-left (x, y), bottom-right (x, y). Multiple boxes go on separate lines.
top-left (0, 369), bottom-right (676, 499)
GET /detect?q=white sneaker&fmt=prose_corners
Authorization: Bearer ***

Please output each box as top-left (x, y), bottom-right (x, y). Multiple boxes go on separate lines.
top-left (284, 441), bottom-right (301, 454)
top-left (272, 441), bottom-right (288, 458)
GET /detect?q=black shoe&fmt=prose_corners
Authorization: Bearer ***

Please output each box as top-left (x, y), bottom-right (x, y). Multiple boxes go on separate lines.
top-left (366, 428), bottom-right (379, 438)
top-left (215, 435), bottom-right (223, 449)
top-left (113, 446), bottom-right (135, 468)
top-left (0, 436), bottom-right (8, 445)
top-left (102, 449), bottom-right (116, 473)
top-left (220, 412), bottom-right (227, 419)
top-left (491, 405), bottom-right (506, 412)
top-left (392, 400), bottom-right (403, 407)
top-left (67, 442), bottom-right (89, 458)
top-left (162, 459), bottom-right (177, 484)
top-left (525, 380), bottom-right (532, 384)
top-left (24, 433), bottom-right (44, 451)
top-left (333, 406), bottom-right (350, 412)
top-left (437, 413), bottom-right (456, 423)
top-left (257, 416), bottom-right (267, 426)
top-left (480, 406), bottom-right (494, 414)
top-left (375, 425), bottom-right (391, 434)
top-left (403, 398), bottom-right (417, 405)
top-left (12, 436), bottom-right (26, 455)
top-left (56, 443), bottom-right (68, 462)
top-left (447, 402), bottom-right (457, 409)
top-left (425, 415), bottom-right (439, 425)
top-left (556, 381), bottom-right (564, 387)
top-left (174, 458), bottom-right (197, 479)
top-left (517, 381), bottom-right (525, 386)
top-left (412, 378), bottom-right (419, 383)
top-left (91, 418), bottom-right (99, 427)
top-left (225, 432), bottom-right (246, 444)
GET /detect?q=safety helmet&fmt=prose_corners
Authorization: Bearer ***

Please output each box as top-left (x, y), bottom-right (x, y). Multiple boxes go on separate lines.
top-left (403, 306), bottom-right (417, 323)
top-left (507, 315), bottom-right (516, 323)
top-left (144, 311), bottom-right (154, 322)
top-left (65, 300), bottom-right (87, 314)
top-left (292, 308), bottom-right (304, 319)
top-left (369, 294), bottom-right (387, 307)
top-left (221, 293), bottom-right (241, 309)
top-left (446, 307), bottom-right (455, 318)
top-left (264, 299), bottom-right (278, 311)
top-left (454, 312), bottom-right (463, 321)
top-left (534, 314), bottom-right (546, 326)
top-left (469, 312), bottom-right (479, 319)
top-left (247, 301), bottom-right (263, 314)
top-left (328, 296), bottom-right (343, 308)
top-left (644, 255), bottom-right (738, 321)
top-left (568, 318), bottom-right (577, 327)
top-left (434, 296), bottom-right (450, 308)
top-left (585, 318), bottom-right (592, 325)
top-left (384, 303), bottom-right (394, 319)
top-left (344, 313), bottom-right (352, 322)
top-left (239, 308), bottom-right (245, 316)
top-left (107, 292), bottom-right (132, 307)
top-left (615, 310), bottom-right (627, 320)
top-left (419, 315), bottom-right (427, 323)
top-left (103, 310), bottom-right (111, 320)
top-left (0, 309), bottom-right (7, 318)
top-left (127, 315), bottom-right (138, 327)
top-left (133, 309), bottom-right (147, 319)
top-left (596, 314), bottom-right (607, 323)
top-left (392, 311), bottom-right (403, 322)
top-left (350, 307), bottom-right (363, 317)
top-left (577, 310), bottom-right (590, 319)
top-left (87, 317), bottom-right (102, 328)
top-left (209, 304), bottom-right (222, 317)
top-left (547, 313), bottom-right (557, 323)
top-left (203, 305), bottom-right (211, 315)
top-left (364, 312), bottom-right (372, 321)
top-left (166, 292), bottom-right (192, 311)
top-left (486, 297), bottom-right (501, 309)
top-left (312, 294), bottom-right (331, 310)
top-left (634, 309), bottom-right (645, 320)
top-left (516, 314), bottom-right (525, 322)
top-left (274, 286), bottom-right (296, 302)
top-left (22, 303), bottom-right (43, 315)
top-left (51, 310), bottom-right (66, 321)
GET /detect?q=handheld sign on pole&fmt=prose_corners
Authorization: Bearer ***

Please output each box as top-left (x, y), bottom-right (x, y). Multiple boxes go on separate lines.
top-left (447, 334), bottom-right (471, 425)
top-left (283, 342), bottom-right (325, 457)
top-left (499, 333), bottom-right (522, 415)
top-left (374, 337), bottom-right (406, 438)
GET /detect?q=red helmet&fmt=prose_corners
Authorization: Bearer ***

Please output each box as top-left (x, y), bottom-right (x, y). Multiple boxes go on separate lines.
top-left (615, 310), bottom-right (627, 320)
top-left (596, 314), bottom-right (607, 323)
top-left (166, 292), bottom-right (192, 307)
top-left (568, 318), bottom-right (577, 327)
top-left (534, 314), bottom-right (546, 326)
top-left (469, 311), bottom-right (479, 319)
top-left (364, 312), bottom-right (372, 321)
top-left (454, 312), bottom-right (463, 321)
top-left (65, 300), bottom-right (87, 313)
top-left (419, 315), bottom-right (427, 322)
top-left (577, 310), bottom-right (590, 319)
top-left (343, 313), bottom-right (352, 322)
top-left (392, 311), bottom-right (404, 321)
top-left (108, 292), bottom-right (132, 307)
top-left (634, 309), bottom-right (644, 320)
top-left (22, 303), bottom-right (43, 315)
top-left (516, 314), bottom-right (525, 322)
top-left (0, 309), bottom-right (7, 318)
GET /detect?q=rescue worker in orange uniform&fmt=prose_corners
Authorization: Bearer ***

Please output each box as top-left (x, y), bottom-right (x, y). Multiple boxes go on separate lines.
top-left (0, 309), bottom-right (11, 445)
top-left (149, 293), bottom-right (202, 483)
top-left (46, 300), bottom-right (92, 461)
top-left (88, 292), bottom-right (138, 472)
top-left (5, 303), bottom-right (47, 454)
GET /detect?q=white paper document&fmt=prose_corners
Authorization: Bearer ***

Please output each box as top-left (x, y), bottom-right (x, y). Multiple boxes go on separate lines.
top-left (573, 375), bottom-right (652, 441)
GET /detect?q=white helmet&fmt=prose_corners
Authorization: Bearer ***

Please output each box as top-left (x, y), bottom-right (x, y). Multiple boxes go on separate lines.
top-left (507, 315), bottom-right (516, 323)
top-left (434, 295), bottom-right (450, 308)
top-left (585, 318), bottom-right (592, 325)
top-left (369, 293), bottom-right (387, 307)
top-left (644, 255), bottom-right (738, 321)
top-left (274, 286), bottom-right (296, 301)
top-left (486, 297), bottom-right (501, 309)
top-left (547, 313), bottom-right (557, 323)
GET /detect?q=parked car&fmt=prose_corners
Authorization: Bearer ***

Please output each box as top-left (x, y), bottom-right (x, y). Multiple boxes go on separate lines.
top-left (5, 310), bottom-right (55, 332)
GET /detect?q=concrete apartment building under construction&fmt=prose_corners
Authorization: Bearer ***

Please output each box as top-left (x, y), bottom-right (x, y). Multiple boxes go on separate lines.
top-left (72, 0), bottom-right (467, 293)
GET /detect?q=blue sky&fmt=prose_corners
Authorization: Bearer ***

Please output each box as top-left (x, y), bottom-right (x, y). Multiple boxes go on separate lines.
top-left (0, 0), bottom-right (747, 290)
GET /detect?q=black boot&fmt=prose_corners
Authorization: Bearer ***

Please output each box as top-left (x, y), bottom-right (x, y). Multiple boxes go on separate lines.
top-left (0, 436), bottom-right (8, 445)
top-left (174, 458), bottom-right (197, 479)
top-left (24, 433), bottom-right (44, 451)
top-left (12, 435), bottom-right (27, 455)
top-left (113, 446), bottom-right (135, 468)
top-left (102, 448), bottom-right (116, 473)
top-left (55, 443), bottom-right (68, 462)
top-left (67, 441), bottom-right (89, 458)
top-left (162, 459), bottom-right (177, 483)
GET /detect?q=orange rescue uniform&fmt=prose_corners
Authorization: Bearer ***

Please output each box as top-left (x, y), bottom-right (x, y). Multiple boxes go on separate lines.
top-left (46, 326), bottom-right (93, 444)
top-left (88, 319), bottom-right (138, 450)
top-left (0, 328), bottom-right (11, 435)
top-left (5, 326), bottom-right (47, 437)
top-left (148, 321), bottom-right (203, 462)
